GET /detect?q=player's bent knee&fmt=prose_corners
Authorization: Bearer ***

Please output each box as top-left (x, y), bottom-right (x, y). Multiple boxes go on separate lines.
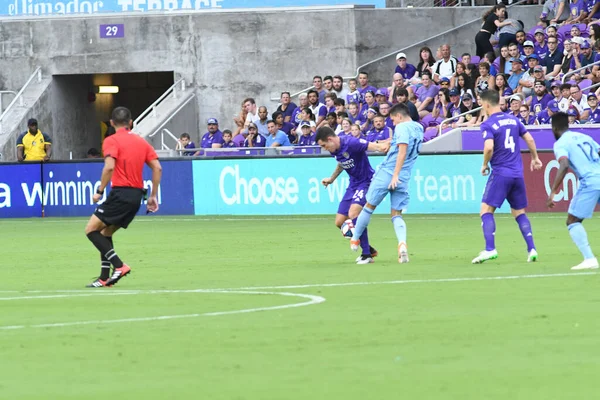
top-left (567, 214), bottom-right (583, 226)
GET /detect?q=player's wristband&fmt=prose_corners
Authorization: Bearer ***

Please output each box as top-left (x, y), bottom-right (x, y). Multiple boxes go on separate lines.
top-left (96, 189), bottom-right (104, 195)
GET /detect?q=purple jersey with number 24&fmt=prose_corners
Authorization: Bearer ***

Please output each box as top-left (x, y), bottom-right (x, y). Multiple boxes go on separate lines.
top-left (481, 112), bottom-right (527, 178)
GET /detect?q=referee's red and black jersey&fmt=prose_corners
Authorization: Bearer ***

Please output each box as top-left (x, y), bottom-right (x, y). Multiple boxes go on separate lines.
top-left (102, 128), bottom-right (158, 189)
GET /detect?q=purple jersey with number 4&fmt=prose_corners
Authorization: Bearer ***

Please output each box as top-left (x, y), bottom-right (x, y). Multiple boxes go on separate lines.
top-left (481, 112), bottom-right (527, 178)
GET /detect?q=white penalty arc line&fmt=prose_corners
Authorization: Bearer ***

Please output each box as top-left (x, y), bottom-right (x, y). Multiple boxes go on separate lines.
top-left (0, 290), bottom-right (326, 331)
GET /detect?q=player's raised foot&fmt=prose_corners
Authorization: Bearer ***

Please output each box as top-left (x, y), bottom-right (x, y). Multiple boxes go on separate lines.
top-left (350, 239), bottom-right (360, 252)
top-left (356, 255), bottom-right (374, 265)
top-left (398, 242), bottom-right (409, 264)
top-left (86, 277), bottom-right (108, 288)
top-left (471, 249), bottom-right (498, 264)
top-left (527, 249), bottom-right (538, 263)
top-left (571, 258), bottom-right (599, 270)
top-left (369, 246), bottom-right (378, 258)
top-left (106, 264), bottom-right (131, 286)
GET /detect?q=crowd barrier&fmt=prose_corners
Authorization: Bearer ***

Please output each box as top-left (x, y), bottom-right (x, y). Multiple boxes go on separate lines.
top-left (0, 152), bottom-right (575, 218)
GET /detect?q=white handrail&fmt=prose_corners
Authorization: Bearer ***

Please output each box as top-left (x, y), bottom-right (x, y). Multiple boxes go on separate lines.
top-left (145, 93), bottom-right (196, 138)
top-left (270, 0), bottom-right (529, 101)
top-left (438, 106), bottom-right (482, 137)
top-left (562, 59), bottom-right (600, 83)
top-left (161, 128), bottom-right (179, 150)
top-left (0, 67), bottom-right (42, 130)
top-left (133, 78), bottom-right (186, 128)
top-left (0, 91), bottom-right (18, 114)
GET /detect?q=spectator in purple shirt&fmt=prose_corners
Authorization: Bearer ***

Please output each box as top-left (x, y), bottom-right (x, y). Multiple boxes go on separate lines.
top-left (360, 91), bottom-right (378, 121)
top-left (394, 52), bottom-right (418, 80)
top-left (222, 130), bottom-right (236, 148)
top-left (366, 115), bottom-right (392, 143)
top-left (567, 0), bottom-right (587, 23)
top-left (334, 98), bottom-right (346, 114)
top-left (276, 92), bottom-right (297, 123)
top-left (378, 102), bottom-right (394, 129)
top-left (495, 73), bottom-right (513, 98)
top-left (199, 118), bottom-right (224, 149)
top-left (273, 111), bottom-right (296, 144)
top-left (357, 72), bottom-right (377, 102)
top-left (346, 78), bottom-right (361, 106)
top-left (291, 93), bottom-right (308, 127)
top-left (415, 72), bottom-right (439, 118)
top-left (243, 123), bottom-right (266, 147)
top-left (176, 132), bottom-right (196, 156)
top-left (528, 80), bottom-right (553, 117)
top-left (297, 122), bottom-right (317, 146)
top-left (586, 93), bottom-right (600, 122)
top-left (533, 28), bottom-right (549, 60)
top-left (350, 123), bottom-right (365, 139)
top-left (347, 102), bottom-right (364, 125)
top-left (519, 105), bottom-right (537, 125)
top-left (313, 76), bottom-right (327, 104)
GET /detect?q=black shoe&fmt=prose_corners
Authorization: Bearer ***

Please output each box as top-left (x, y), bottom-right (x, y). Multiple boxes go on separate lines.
top-left (86, 277), bottom-right (108, 288)
top-left (369, 245), bottom-right (378, 258)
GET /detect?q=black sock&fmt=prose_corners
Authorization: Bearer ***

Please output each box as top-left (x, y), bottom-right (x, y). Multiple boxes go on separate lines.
top-left (99, 236), bottom-right (114, 280)
top-left (87, 231), bottom-right (123, 269)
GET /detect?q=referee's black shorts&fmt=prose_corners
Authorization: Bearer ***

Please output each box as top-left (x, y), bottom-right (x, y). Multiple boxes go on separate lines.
top-left (94, 187), bottom-right (145, 229)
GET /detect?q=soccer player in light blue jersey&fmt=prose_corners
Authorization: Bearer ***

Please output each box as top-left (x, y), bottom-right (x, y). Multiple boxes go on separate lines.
top-left (350, 103), bottom-right (424, 263)
top-left (547, 112), bottom-right (600, 270)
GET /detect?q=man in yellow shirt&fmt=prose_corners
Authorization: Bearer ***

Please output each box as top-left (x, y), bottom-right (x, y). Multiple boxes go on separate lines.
top-left (16, 118), bottom-right (52, 162)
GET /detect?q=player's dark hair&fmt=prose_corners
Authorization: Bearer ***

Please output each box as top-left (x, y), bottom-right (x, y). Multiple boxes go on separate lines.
top-left (111, 107), bottom-right (132, 126)
top-left (551, 112), bottom-right (569, 134)
top-left (480, 89), bottom-right (500, 106)
top-left (389, 103), bottom-right (410, 117)
top-left (315, 126), bottom-right (336, 142)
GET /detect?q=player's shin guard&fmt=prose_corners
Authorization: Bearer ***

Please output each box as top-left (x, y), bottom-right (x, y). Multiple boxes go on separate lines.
top-left (391, 215), bottom-right (406, 244)
top-left (516, 214), bottom-right (535, 252)
top-left (87, 231), bottom-right (124, 269)
top-left (353, 218), bottom-right (371, 255)
top-left (481, 213), bottom-right (496, 251)
top-left (568, 222), bottom-right (595, 260)
top-left (352, 206), bottom-right (374, 241)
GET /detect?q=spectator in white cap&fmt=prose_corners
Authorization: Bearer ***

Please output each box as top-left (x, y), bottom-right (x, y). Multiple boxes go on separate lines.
top-left (200, 118), bottom-right (224, 149)
top-left (394, 53), bottom-right (417, 81)
top-left (508, 94), bottom-right (522, 118)
top-left (522, 41), bottom-right (536, 58)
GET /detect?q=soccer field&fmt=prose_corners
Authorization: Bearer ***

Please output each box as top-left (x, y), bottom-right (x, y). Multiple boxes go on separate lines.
top-left (1, 214), bottom-right (599, 399)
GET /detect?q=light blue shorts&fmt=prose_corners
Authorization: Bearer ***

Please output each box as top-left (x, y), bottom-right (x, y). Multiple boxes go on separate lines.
top-left (365, 169), bottom-right (410, 211)
top-left (569, 182), bottom-right (600, 220)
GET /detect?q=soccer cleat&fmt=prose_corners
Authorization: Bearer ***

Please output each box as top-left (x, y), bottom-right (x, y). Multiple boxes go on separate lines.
top-left (369, 245), bottom-right (378, 258)
top-left (571, 258), bottom-right (599, 270)
top-left (398, 242), bottom-right (409, 264)
top-left (86, 278), bottom-right (108, 288)
top-left (350, 239), bottom-right (360, 252)
top-left (472, 250), bottom-right (498, 264)
top-left (527, 249), bottom-right (538, 263)
top-left (356, 255), bottom-right (374, 264)
top-left (106, 264), bottom-right (131, 286)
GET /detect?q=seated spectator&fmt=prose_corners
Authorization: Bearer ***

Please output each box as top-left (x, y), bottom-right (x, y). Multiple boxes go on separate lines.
top-left (323, 75), bottom-right (333, 95)
top-left (475, 62), bottom-right (495, 95)
top-left (464, 63), bottom-right (479, 86)
top-left (232, 128), bottom-right (246, 147)
top-left (533, 28), bottom-right (549, 59)
top-left (272, 111), bottom-right (295, 144)
top-left (291, 93), bottom-right (309, 127)
top-left (586, 93), bottom-right (600, 122)
top-left (332, 75), bottom-right (349, 100)
top-left (453, 93), bottom-right (479, 127)
top-left (307, 89), bottom-right (327, 126)
top-left (199, 118), bottom-right (224, 150)
top-left (507, 58), bottom-right (525, 90)
top-left (570, 41), bottom-right (597, 80)
top-left (360, 90), bottom-right (378, 121)
top-left (347, 101), bottom-right (364, 125)
top-left (461, 53), bottom-right (471, 65)
top-left (294, 107), bottom-right (317, 138)
top-left (519, 104), bottom-right (537, 125)
top-left (375, 89), bottom-right (388, 107)
top-left (569, 84), bottom-right (590, 119)
top-left (87, 147), bottom-right (102, 158)
top-left (568, 107), bottom-right (581, 124)
top-left (256, 106), bottom-right (269, 137)
top-left (357, 72), bottom-right (377, 102)
top-left (456, 73), bottom-right (475, 99)
top-left (265, 120), bottom-right (291, 147)
top-left (415, 72), bottom-right (438, 118)
top-left (439, 77), bottom-right (451, 90)
top-left (338, 118), bottom-right (352, 136)
top-left (297, 122), bottom-right (317, 146)
top-left (394, 87), bottom-right (420, 122)
top-left (361, 107), bottom-right (378, 133)
top-left (430, 88), bottom-right (451, 125)
top-left (499, 96), bottom-right (508, 113)
top-left (175, 132), bottom-right (196, 155)
top-left (445, 88), bottom-right (463, 128)
top-left (276, 92), bottom-right (297, 123)
top-left (550, 81), bottom-right (569, 111)
top-left (350, 123), bottom-right (365, 139)
top-left (515, 30), bottom-right (527, 53)
top-left (243, 123), bottom-right (266, 147)
top-left (222, 129), bottom-right (236, 148)
top-left (544, 36), bottom-right (564, 79)
top-left (336, 111), bottom-right (348, 134)
top-left (366, 115), bottom-right (392, 143)
top-left (334, 98), bottom-right (346, 113)
top-left (523, 41), bottom-right (536, 60)
top-left (528, 80), bottom-right (554, 117)
top-left (378, 102), bottom-right (393, 129)
top-left (520, 63), bottom-right (545, 97)
top-left (395, 52), bottom-right (418, 80)
top-left (432, 44), bottom-right (458, 83)
top-left (324, 92), bottom-right (338, 116)
top-left (346, 78), bottom-right (361, 106)
top-left (325, 112), bottom-right (339, 132)
top-left (450, 62), bottom-right (466, 88)
top-left (535, 99), bottom-right (560, 124)
top-left (415, 46), bottom-right (436, 81)
top-left (507, 94), bottom-right (522, 118)
top-left (388, 73), bottom-right (407, 104)
top-left (495, 73), bottom-right (513, 97)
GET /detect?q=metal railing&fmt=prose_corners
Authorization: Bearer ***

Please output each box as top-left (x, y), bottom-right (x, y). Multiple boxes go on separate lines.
top-left (0, 91), bottom-right (17, 114)
top-left (562, 59), bottom-right (600, 83)
top-left (270, 0), bottom-right (529, 102)
top-left (133, 78), bottom-right (186, 129)
top-left (438, 106), bottom-right (483, 136)
top-left (0, 67), bottom-right (42, 131)
top-left (145, 93), bottom-right (196, 139)
top-left (148, 128), bottom-right (180, 150)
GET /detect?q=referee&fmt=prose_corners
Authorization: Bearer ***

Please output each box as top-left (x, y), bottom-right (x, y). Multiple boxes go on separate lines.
top-left (84, 106), bottom-right (162, 288)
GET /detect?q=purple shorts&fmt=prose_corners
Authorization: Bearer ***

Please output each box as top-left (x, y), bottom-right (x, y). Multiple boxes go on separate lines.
top-left (337, 184), bottom-right (369, 216)
top-left (482, 173), bottom-right (528, 210)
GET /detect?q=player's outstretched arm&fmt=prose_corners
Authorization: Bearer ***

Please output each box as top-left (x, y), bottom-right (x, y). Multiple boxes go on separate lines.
top-left (367, 141), bottom-right (390, 153)
top-left (322, 164), bottom-right (343, 187)
top-left (389, 143), bottom-right (408, 190)
top-left (522, 132), bottom-right (543, 171)
top-left (547, 157), bottom-right (570, 208)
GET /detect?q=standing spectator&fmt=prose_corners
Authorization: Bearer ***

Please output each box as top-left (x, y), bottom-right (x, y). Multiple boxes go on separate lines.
top-left (395, 53), bottom-right (417, 80)
top-left (199, 118), bottom-right (224, 149)
top-left (585, 93), bottom-right (600, 122)
top-left (332, 75), bottom-right (349, 100)
top-left (394, 88), bottom-right (420, 122)
top-left (415, 72), bottom-right (439, 118)
top-left (566, 0), bottom-right (588, 24)
top-left (297, 122), bottom-right (317, 146)
top-left (416, 47), bottom-right (436, 80)
top-left (498, 17), bottom-right (523, 49)
top-left (232, 99), bottom-right (248, 137)
top-left (256, 106), bottom-right (269, 137)
top-left (495, 73), bottom-right (514, 97)
top-left (265, 120), bottom-right (292, 147)
top-left (16, 118), bottom-right (51, 162)
top-left (222, 130), bottom-right (236, 148)
top-left (307, 89), bottom-right (327, 126)
top-left (276, 92), bottom-right (297, 123)
top-left (357, 72), bottom-right (377, 103)
top-left (475, 4), bottom-right (511, 58)
top-left (475, 62), bottom-right (495, 95)
top-left (323, 76), bottom-right (334, 94)
top-left (540, 0), bottom-right (570, 25)
top-left (313, 76), bottom-right (327, 103)
top-left (243, 123), bottom-right (266, 147)
top-left (175, 132), bottom-right (196, 156)
top-left (432, 44), bottom-right (459, 83)
top-left (291, 93), bottom-right (308, 127)
top-left (243, 98), bottom-right (260, 127)
top-left (346, 78), bottom-right (361, 106)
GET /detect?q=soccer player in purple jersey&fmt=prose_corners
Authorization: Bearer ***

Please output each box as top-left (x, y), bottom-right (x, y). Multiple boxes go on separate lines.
top-left (316, 126), bottom-right (390, 264)
top-left (472, 90), bottom-right (544, 264)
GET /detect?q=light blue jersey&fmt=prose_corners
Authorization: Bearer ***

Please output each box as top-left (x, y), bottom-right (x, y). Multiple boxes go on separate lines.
top-left (553, 131), bottom-right (600, 184)
top-left (379, 120), bottom-right (424, 182)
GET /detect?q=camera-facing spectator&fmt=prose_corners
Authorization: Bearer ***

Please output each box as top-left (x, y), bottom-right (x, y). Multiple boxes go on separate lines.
top-left (332, 75), bottom-right (348, 100)
top-left (266, 120), bottom-right (292, 147)
top-left (297, 122), bottom-right (317, 146)
top-left (222, 129), bottom-right (236, 148)
top-left (357, 72), bottom-right (377, 103)
top-left (432, 44), bottom-right (459, 83)
top-left (276, 92), bottom-right (296, 123)
top-left (519, 104), bottom-right (537, 125)
top-left (415, 72), bottom-right (439, 118)
top-left (17, 118), bottom-right (52, 162)
top-left (307, 89), bottom-right (327, 126)
top-left (338, 118), bottom-right (352, 136)
top-left (200, 118), bottom-right (224, 150)
top-left (346, 78), bottom-right (361, 106)
top-left (312, 75), bottom-right (327, 103)
top-left (291, 93), bottom-right (309, 127)
top-left (395, 52), bottom-right (417, 81)
top-left (255, 106), bottom-right (269, 137)
top-left (350, 123), bottom-right (364, 139)
top-left (176, 132), bottom-right (196, 156)
top-left (394, 87), bottom-right (420, 122)
top-left (416, 47), bottom-right (436, 80)
top-left (243, 123), bottom-right (266, 147)
top-left (586, 93), bottom-right (600, 122)
top-left (273, 110), bottom-right (296, 144)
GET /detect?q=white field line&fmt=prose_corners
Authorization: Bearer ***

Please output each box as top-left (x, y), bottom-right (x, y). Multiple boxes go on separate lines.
top-left (0, 290), bottom-right (325, 331)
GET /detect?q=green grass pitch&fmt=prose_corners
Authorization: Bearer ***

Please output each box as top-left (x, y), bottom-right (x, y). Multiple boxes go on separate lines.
top-left (1, 213), bottom-right (599, 399)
